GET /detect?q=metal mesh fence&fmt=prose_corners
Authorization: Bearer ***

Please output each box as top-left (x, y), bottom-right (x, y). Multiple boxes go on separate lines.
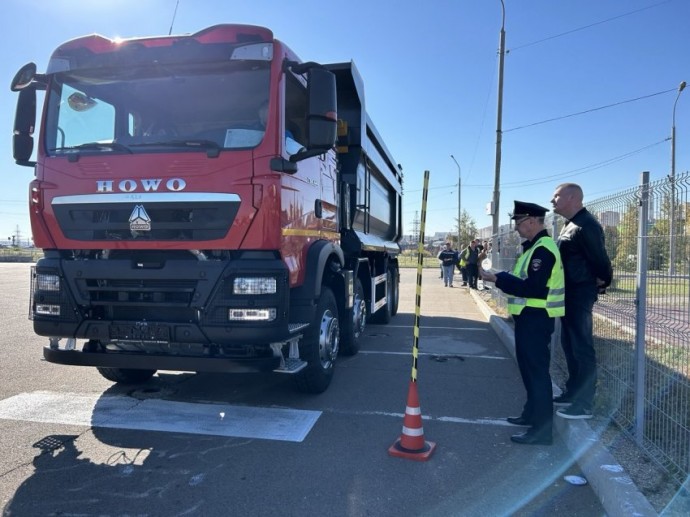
top-left (487, 171), bottom-right (690, 486)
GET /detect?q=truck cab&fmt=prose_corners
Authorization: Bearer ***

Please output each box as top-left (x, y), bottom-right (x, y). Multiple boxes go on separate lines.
top-left (12, 24), bottom-right (401, 394)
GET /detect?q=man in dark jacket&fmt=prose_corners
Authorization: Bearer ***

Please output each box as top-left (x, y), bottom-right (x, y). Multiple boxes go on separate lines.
top-left (551, 183), bottom-right (613, 420)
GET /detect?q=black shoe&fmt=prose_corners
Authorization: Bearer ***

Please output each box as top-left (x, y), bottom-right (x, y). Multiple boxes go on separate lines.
top-left (511, 431), bottom-right (552, 445)
top-left (461, 282), bottom-right (467, 286)
top-left (553, 393), bottom-right (573, 406)
top-left (506, 416), bottom-right (531, 426)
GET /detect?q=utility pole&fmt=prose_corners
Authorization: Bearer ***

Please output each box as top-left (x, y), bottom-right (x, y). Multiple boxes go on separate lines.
top-left (412, 211), bottom-right (420, 244)
top-left (451, 155), bottom-right (461, 247)
top-left (13, 225), bottom-right (21, 247)
top-left (669, 80), bottom-right (686, 276)
top-left (491, 0), bottom-right (506, 269)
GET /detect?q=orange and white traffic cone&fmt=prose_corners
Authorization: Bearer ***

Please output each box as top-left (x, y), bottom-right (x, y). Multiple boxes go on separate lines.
top-left (388, 381), bottom-right (436, 461)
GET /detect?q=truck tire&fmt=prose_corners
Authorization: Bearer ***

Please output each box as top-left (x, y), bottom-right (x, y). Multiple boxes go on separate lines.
top-left (97, 367), bottom-right (156, 384)
top-left (294, 286), bottom-right (339, 394)
top-left (340, 278), bottom-right (365, 356)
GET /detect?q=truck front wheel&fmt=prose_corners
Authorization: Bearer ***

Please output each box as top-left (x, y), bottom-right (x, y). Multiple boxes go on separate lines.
top-left (294, 286), bottom-right (339, 394)
top-left (97, 367), bottom-right (157, 384)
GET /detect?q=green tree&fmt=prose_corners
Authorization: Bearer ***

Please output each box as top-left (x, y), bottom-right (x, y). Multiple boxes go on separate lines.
top-left (456, 210), bottom-right (478, 249)
top-left (603, 225), bottom-right (619, 269)
top-left (647, 223), bottom-right (668, 271)
top-left (615, 200), bottom-right (639, 272)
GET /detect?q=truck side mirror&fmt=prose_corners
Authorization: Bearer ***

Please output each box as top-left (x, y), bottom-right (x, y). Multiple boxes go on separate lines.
top-left (306, 67), bottom-right (337, 151)
top-left (11, 62), bottom-right (37, 92)
top-left (11, 63), bottom-right (42, 167)
top-left (13, 87), bottom-right (37, 166)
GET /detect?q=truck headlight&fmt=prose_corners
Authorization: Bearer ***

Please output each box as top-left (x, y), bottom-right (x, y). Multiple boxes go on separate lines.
top-left (37, 273), bottom-right (60, 291)
top-left (233, 277), bottom-right (277, 295)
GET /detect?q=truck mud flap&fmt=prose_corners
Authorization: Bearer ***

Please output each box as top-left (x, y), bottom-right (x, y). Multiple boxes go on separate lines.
top-left (43, 347), bottom-right (280, 374)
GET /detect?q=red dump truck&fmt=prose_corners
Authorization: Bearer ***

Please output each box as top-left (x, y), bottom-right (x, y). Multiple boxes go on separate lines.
top-left (11, 24), bottom-right (403, 393)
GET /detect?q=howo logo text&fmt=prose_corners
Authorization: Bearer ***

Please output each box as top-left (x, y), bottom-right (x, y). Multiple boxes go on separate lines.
top-left (96, 178), bottom-right (187, 193)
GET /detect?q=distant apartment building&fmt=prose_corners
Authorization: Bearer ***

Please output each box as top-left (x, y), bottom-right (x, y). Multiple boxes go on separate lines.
top-left (596, 210), bottom-right (620, 227)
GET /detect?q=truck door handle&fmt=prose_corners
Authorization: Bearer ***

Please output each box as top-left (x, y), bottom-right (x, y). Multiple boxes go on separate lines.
top-left (315, 199), bottom-right (323, 219)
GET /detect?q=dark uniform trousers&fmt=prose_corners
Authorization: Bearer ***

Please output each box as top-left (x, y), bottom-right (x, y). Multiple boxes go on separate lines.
top-left (561, 284), bottom-right (598, 409)
top-left (514, 307), bottom-right (554, 438)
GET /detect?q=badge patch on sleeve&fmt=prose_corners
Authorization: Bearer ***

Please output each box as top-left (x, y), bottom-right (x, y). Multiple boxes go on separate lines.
top-left (530, 259), bottom-right (542, 271)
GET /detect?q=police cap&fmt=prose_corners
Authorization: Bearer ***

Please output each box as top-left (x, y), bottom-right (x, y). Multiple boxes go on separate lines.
top-left (510, 200), bottom-right (549, 220)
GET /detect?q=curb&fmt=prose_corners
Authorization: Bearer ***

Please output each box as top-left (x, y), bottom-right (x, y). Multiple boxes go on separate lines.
top-left (469, 289), bottom-right (658, 517)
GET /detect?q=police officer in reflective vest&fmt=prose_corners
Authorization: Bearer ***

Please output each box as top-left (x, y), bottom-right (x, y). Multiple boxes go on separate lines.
top-left (480, 201), bottom-right (565, 445)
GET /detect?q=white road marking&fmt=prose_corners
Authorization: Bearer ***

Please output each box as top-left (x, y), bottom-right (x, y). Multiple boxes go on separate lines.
top-left (359, 350), bottom-right (508, 360)
top-left (385, 325), bottom-right (488, 331)
top-left (0, 391), bottom-right (320, 442)
top-left (0, 390), bottom-right (516, 441)
top-left (322, 408), bottom-right (516, 427)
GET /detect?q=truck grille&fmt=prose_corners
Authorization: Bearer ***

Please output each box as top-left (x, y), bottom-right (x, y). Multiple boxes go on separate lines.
top-left (52, 194), bottom-right (240, 241)
top-left (81, 278), bottom-right (196, 305)
top-left (77, 278), bottom-right (198, 322)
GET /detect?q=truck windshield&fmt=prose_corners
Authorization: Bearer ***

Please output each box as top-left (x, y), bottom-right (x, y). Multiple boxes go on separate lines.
top-left (44, 63), bottom-right (270, 156)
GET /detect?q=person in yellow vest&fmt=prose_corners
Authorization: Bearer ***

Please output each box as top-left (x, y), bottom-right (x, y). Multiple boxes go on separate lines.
top-left (457, 244), bottom-right (469, 286)
top-left (480, 201), bottom-right (565, 445)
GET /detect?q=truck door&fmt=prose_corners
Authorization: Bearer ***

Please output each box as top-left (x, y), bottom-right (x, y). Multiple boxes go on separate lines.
top-left (280, 72), bottom-right (328, 285)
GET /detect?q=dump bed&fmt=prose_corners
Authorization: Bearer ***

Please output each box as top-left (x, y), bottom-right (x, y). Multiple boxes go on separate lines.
top-left (326, 62), bottom-right (403, 249)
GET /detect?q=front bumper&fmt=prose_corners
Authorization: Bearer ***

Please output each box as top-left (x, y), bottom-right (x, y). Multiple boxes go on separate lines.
top-left (43, 345), bottom-right (280, 373)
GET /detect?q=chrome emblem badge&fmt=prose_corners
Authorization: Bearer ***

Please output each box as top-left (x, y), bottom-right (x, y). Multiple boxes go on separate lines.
top-left (129, 205), bottom-right (152, 232)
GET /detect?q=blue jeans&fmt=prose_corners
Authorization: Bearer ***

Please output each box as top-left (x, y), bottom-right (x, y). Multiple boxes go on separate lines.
top-left (442, 265), bottom-right (455, 286)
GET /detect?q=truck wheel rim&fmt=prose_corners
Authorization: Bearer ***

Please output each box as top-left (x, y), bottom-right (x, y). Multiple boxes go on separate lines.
top-left (352, 295), bottom-right (366, 338)
top-left (319, 309), bottom-right (339, 367)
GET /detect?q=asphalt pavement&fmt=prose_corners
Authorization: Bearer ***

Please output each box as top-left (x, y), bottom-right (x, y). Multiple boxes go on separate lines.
top-left (426, 268), bottom-right (657, 517)
top-left (0, 263), bottom-right (659, 516)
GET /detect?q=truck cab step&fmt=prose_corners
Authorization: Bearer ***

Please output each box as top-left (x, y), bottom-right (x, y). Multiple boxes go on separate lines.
top-left (273, 358), bottom-right (308, 374)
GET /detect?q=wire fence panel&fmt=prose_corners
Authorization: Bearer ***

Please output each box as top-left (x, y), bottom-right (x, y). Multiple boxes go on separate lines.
top-left (487, 171), bottom-right (690, 486)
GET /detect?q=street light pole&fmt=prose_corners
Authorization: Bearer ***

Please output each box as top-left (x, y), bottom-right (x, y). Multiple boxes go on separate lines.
top-left (451, 154), bottom-right (461, 247)
top-left (669, 80), bottom-right (686, 276)
top-left (492, 0), bottom-right (506, 269)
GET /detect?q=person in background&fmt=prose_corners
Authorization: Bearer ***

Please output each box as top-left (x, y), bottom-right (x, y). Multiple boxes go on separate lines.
top-left (437, 242), bottom-right (458, 287)
top-left (477, 243), bottom-right (489, 290)
top-left (480, 201), bottom-right (564, 445)
top-left (439, 244), bottom-right (445, 279)
top-left (551, 183), bottom-right (612, 420)
top-left (458, 243), bottom-right (469, 286)
top-left (465, 239), bottom-right (480, 289)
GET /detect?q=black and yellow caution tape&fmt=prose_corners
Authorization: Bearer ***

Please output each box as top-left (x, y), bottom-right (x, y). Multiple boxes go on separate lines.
top-left (410, 170), bottom-right (430, 383)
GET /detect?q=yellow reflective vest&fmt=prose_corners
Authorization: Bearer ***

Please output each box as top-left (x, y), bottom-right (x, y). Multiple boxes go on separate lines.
top-left (459, 248), bottom-right (469, 267)
top-left (506, 236), bottom-right (565, 317)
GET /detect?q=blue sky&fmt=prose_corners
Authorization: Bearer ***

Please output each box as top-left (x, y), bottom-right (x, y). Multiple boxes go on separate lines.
top-left (1, 0), bottom-right (688, 244)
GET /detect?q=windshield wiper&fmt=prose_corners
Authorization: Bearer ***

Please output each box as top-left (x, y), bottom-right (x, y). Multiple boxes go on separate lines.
top-left (51, 142), bottom-right (133, 154)
top-left (128, 139), bottom-right (221, 158)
